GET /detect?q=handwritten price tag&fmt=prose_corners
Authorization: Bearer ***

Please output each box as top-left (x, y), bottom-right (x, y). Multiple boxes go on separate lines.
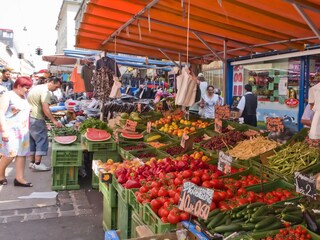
top-left (180, 133), bottom-right (189, 148)
top-left (178, 181), bottom-right (214, 220)
top-left (218, 151), bottom-right (233, 174)
top-left (147, 121), bottom-right (152, 134)
top-left (215, 118), bottom-right (222, 133)
top-left (125, 119), bottom-right (137, 132)
top-left (294, 172), bottom-right (317, 199)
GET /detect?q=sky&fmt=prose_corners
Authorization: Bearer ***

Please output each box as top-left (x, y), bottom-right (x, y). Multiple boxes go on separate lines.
top-left (0, 0), bottom-right (63, 71)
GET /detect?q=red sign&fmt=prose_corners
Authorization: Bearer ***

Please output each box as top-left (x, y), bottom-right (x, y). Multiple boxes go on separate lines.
top-left (285, 98), bottom-right (299, 108)
top-left (180, 133), bottom-right (189, 148)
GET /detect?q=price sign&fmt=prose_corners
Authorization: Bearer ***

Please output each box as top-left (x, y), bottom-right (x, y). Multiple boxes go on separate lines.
top-left (113, 130), bottom-right (119, 143)
top-left (100, 173), bottom-right (112, 184)
top-left (178, 181), bottom-right (214, 220)
top-left (215, 105), bottom-right (231, 120)
top-left (147, 121), bottom-right (152, 133)
top-left (218, 151), bottom-right (233, 174)
top-left (180, 133), bottom-right (189, 148)
top-left (266, 117), bottom-right (284, 132)
top-left (294, 172), bottom-right (317, 199)
top-left (125, 119), bottom-right (137, 132)
top-left (214, 118), bottom-right (222, 133)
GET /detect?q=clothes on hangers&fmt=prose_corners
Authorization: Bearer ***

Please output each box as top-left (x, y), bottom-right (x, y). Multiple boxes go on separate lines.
top-left (81, 63), bottom-right (94, 92)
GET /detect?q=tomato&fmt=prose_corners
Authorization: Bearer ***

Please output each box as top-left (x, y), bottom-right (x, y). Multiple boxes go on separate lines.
top-left (158, 188), bottom-right (169, 197)
top-left (180, 212), bottom-right (190, 221)
top-left (173, 192), bottom-right (181, 204)
top-left (210, 179), bottom-right (221, 189)
top-left (202, 181), bottom-right (213, 188)
top-left (139, 185), bottom-right (149, 193)
top-left (165, 172), bottom-right (175, 179)
top-left (151, 181), bottom-right (161, 188)
top-left (150, 199), bottom-right (162, 211)
top-left (158, 207), bottom-right (169, 218)
top-left (226, 189), bottom-right (234, 199)
top-left (212, 192), bottom-right (221, 203)
top-left (168, 187), bottom-right (177, 198)
top-left (150, 187), bottom-right (159, 198)
top-left (174, 177), bottom-right (183, 186)
top-left (237, 187), bottom-right (247, 196)
top-left (217, 191), bottom-right (227, 201)
top-left (160, 216), bottom-right (168, 223)
top-left (211, 173), bottom-right (219, 179)
top-left (157, 196), bottom-right (167, 205)
top-left (193, 170), bottom-right (203, 177)
top-left (191, 176), bottom-right (201, 185)
top-left (210, 201), bottom-right (216, 211)
top-left (201, 173), bottom-right (211, 182)
top-left (182, 170), bottom-right (193, 179)
top-left (167, 213), bottom-right (180, 224)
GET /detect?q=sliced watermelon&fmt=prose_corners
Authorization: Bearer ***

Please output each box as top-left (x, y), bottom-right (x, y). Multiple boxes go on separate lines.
top-left (121, 132), bottom-right (143, 139)
top-left (54, 136), bottom-right (77, 144)
top-left (85, 128), bottom-right (111, 141)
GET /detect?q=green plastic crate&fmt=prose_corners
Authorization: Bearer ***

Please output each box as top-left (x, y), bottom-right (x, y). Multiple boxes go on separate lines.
top-left (102, 195), bottom-right (117, 231)
top-left (91, 171), bottom-right (99, 189)
top-left (246, 179), bottom-right (302, 204)
top-left (51, 142), bottom-right (83, 167)
top-left (131, 211), bottom-right (146, 239)
top-left (143, 203), bottom-right (176, 234)
top-left (82, 135), bottom-right (117, 152)
top-left (128, 148), bottom-right (167, 161)
top-left (118, 142), bottom-right (149, 160)
top-left (100, 181), bottom-right (117, 208)
top-left (92, 151), bottom-right (121, 162)
top-left (128, 189), bottom-right (145, 219)
top-left (117, 194), bottom-right (132, 240)
top-left (52, 166), bottom-right (80, 190)
top-left (112, 174), bottom-right (130, 203)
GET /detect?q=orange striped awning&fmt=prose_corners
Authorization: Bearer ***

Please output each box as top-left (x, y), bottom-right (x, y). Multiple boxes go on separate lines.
top-left (75, 0), bottom-right (320, 63)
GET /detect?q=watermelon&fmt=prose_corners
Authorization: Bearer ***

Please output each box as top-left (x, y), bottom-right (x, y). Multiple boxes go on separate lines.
top-left (85, 128), bottom-right (111, 141)
top-left (54, 136), bottom-right (77, 145)
top-left (121, 132), bottom-right (143, 139)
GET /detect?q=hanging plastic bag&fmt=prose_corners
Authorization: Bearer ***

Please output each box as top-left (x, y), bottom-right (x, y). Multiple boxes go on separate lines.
top-left (109, 77), bottom-right (122, 98)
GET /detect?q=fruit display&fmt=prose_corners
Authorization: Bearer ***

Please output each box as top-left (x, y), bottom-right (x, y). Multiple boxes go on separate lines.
top-left (85, 128), bottom-right (111, 141)
top-left (79, 118), bottom-right (112, 134)
top-left (145, 134), bottom-right (162, 142)
top-left (227, 136), bottom-right (280, 160)
top-left (146, 141), bottom-right (167, 148)
top-left (122, 143), bottom-right (148, 151)
top-left (120, 132), bottom-right (144, 139)
top-left (266, 142), bottom-right (319, 176)
top-left (94, 159), bottom-right (142, 174)
top-left (201, 131), bottom-right (248, 151)
top-left (54, 135), bottom-right (77, 145)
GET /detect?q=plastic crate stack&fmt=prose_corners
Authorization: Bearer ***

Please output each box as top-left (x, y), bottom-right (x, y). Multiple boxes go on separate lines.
top-left (51, 142), bottom-right (83, 190)
top-left (81, 135), bottom-right (120, 189)
top-left (100, 181), bottom-right (118, 231)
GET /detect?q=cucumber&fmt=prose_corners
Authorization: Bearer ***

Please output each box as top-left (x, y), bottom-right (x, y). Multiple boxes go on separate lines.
top-left (251, 206), bottom-right (269, 218)
top-left (247, 202), bottom-right (266, 209)
top-left (241, 223), bottom-right (256, 231)
top-left (214, 223), bottom-right (242, 233)
top-left (236, 208), bottom-right (249, 218)
top-left (282, 206), bottom-right (300, 213)
top-left (249, 215), bottom-right (275, 224)
top-left (281, 214), bottom-right (303, 224)
top-left (255, 216), bottom-right (278, 229)
top-left (207, 212), bottom-right (225, 229)
top-left (253, 220), bottom-right (283, 232)
top-left (208, 209), bottom-right (221, 218)
top-left (225, 216), bottom-right (232, 225)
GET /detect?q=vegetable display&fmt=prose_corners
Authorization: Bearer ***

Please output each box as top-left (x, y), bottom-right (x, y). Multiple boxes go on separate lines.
top-left (79, 118), bottom-right (112, 134)
top-left (227, 136), bottom-right (280, 160)
top-left (201, 131), bottom-right (248, 151)
top-left (266, 142), bottom-right (319, 175)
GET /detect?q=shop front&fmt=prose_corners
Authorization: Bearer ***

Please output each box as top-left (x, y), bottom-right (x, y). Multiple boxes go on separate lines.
top-left (227, 50), bottom-right (320, 131)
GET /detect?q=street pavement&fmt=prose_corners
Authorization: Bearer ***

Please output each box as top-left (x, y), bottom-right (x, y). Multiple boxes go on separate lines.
top-left (0, 151), bottom-right (105, 240)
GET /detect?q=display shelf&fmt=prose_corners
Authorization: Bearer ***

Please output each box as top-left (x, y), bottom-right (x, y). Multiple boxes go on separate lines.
top-left (99, 181), bottom-right (117, 208)
top-left (102, 195), bottom-right (117, 231)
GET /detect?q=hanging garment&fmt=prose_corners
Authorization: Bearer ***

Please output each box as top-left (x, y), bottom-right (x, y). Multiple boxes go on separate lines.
top-left (81, 64), bottom-right (94, 92)
top-left (70, 66), bottom-right (85, 93)
top-left (175, 66), bottom-right (197, 107)
top-left (91, 66), bottom-right (114, 103)
top-left (308, 83), bottom-right (320, 139)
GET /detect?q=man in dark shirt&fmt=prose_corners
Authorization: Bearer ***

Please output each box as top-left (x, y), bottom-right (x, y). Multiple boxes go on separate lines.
top-left (237, 84), bottom-right (258, 127)
top-left (1, 69), bottom-right (14, 91)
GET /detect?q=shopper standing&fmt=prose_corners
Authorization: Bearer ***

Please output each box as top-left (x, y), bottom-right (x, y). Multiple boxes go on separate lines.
top-left (1, 69), bottom-right (14, 91)
top-left (237, 84), bottom-right (258, 127)
top-left (301, 103), bottom-right (314, 128)
top-left (0, 76), bottom-right (33, 187)
top-left (199, 85), bottom-right (219, 119)
top-left (27, 77), bottom-right (63, 171)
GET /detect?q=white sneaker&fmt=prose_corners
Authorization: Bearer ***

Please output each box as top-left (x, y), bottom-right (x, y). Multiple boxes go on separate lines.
top-left (29, 163), bottom-right (35, 169)
top-left (31, 163), bottom-right (51, 171)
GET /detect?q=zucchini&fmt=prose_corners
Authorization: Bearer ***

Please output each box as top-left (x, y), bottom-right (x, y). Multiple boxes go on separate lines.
top-left (247, 202), bottom-right (266, 209)
top-left (207, 212), bottom-right (225, 229)
top-left (281, 214), bottom-right (303, 224)
top-left (255, 215), bottom-right (278, 229)
top-left (253, 220), bottom-right (283, 232)
top-left (236, 208), bottom-right (249, 218)
top-left (208, 209), bottom-right (221, 218)
top-left (250, 215), bottom-right (274, 224)
top-left (282, 206), bottom-right (300, 213)
top-left (214, 223), bottom-right (242, 233)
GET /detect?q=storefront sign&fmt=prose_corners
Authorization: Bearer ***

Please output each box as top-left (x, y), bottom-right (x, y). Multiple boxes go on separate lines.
top-left (285, 98), bottom-right (299, 108)
top-left (125, 119), bottom-right (137, 132)
top-left (218, 151), bottom-right (233, 174)
top-left (178, 181), bottom-right (214, 220)
top-left (215, 105), bottom-right (231, 120)
top-left (266, 117), bottom-right (284, 132)
top-left (294, 172), bottom-right (317, 199)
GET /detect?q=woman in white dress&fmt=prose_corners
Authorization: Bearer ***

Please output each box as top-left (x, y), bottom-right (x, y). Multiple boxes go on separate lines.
top-left (199, 85), bottom-right (219, 119)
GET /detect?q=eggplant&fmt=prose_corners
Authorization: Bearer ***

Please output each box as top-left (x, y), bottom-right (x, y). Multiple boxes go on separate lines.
top-left (302, 205), bottom-right (320, 234)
